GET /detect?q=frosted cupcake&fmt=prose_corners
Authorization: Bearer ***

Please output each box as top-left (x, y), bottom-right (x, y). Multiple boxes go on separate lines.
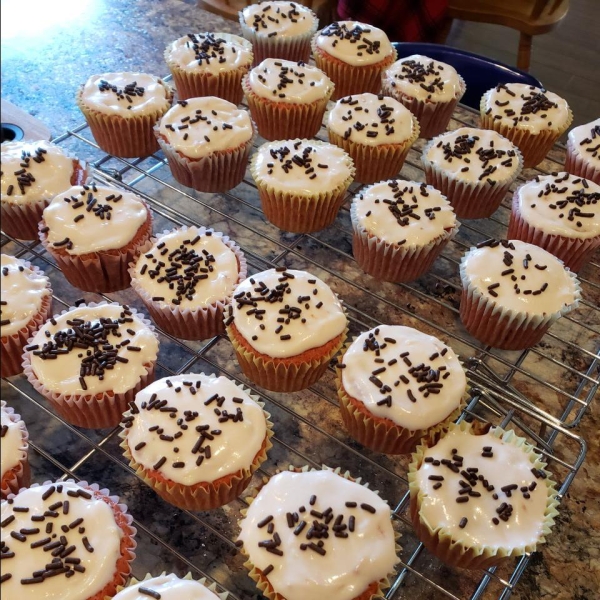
top-left (113, 573), bottom-right (226, 599)
top-left (459, 239), bottom-right (581, 350)
top-left (312, 21), bottom-right (397, 100)
top-left (564, 118), bottom-right (600, 185)
top-left (242, 58), bottom-right (334, 140)
top-left (351, 179), bottom-right (458, 283)
top-left (382, 55), bottom-right (466, 138)
top-left (422, 127), bottom-right (523, 219)
top-left (1, 401), bottom-right (30, 499)
top-left (250, 138), bottom-right (355, 232)
top-left (77, 72), bottom-right (173, 157)
top-left (480, 83), bottom-right (572, 168)
top-left (1, 140), bottom-right (87, 240)
top-left (327, 93), bottom-right (419, 183)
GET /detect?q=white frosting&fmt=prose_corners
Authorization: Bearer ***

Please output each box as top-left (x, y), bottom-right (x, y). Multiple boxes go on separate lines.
top-left (132, 228), bottom-right (240, 310)
top-left (327, 93), bottom-right (415, 146)
top-left (567, 118), bottom-right (600, 169)
top-left (231, 268), bottom-right (346, 359)
top-left (483, 83), bottom-right (570, 133)
top-left (316, 21), bottom-right (394, 67)
top-left (0, 481), bottom-right (123, 600)
top-left (241, 2), bottom-right (316, 37)
top-left (415, 427), bottom-right (550, 550)
top-left (462, 239), bottom-right (578, 315)
top-left (383, 55), bottom-right (462, 102)
top-left (42, 184), bottom-right (148, 255)
top-left (80, 72), bottom-right (171, 117)
top-left (1, 254), bottom-right (50, 337)
top-left (252, 139), bottom-right (353, 195)
top-left (341, 325), bottom-right (466, 430)
top-left (165, 33), bottom-right (252, 74)
top-left (238, 469), bottom-right (397, 600)
top-left (113, 574), bottom-right (221, 600)
top-left (1, 404), bottom-right (25, 479)
top-left (248, 58), bottom-right (333, 104)
top-left (157, 97), bottom-right (253, 159)
top-left (516, 172), bottom-right (600, 239)
top-left (28, 303), bottom-right (158, 395)
top-left (1, 141), bottom-right (80, 206)
top-left (126, 374), bottom-right (267, 485)
top-left (352, 179), bottom-right (457, 246)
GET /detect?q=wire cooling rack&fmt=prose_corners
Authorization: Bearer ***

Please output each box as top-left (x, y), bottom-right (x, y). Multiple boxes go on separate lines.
top-left (1, 101), bottom-right (597, 599)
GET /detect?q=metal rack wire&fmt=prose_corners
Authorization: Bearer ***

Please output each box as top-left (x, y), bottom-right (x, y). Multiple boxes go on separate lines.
top-left (1, 103), bottom-right (597, 599)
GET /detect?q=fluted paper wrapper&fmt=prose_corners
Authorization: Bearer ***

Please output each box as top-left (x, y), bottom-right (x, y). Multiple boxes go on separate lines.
top-left (564, 137), bottom-right (600, 185)
top-left (0, 401), bottom-right (30, 499)
top-left (408, 421), bottom-right (560, 569)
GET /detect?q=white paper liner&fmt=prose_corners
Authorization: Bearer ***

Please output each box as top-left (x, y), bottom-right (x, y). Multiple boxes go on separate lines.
top-left (564, 137), bottom-right (600, 185)
top-left (0, 400), bottom-right (30, 499)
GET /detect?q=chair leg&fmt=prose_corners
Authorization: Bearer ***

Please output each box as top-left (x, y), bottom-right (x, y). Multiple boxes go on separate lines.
top-left (518, 33), bottom-right (532, 71)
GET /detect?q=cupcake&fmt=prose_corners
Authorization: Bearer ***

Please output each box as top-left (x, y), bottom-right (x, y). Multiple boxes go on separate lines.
top-left (239, 1), bottom-right (318, 65)
top-left (120, 373), bottom-right (273, 511)
top-left (564, 118), bottom-right (600, 185)
top-left (237, 467), bottom-right (398, 600)
top-left (1, 254), bottom-right (52, 378)
top-left (1, 401), bottom-right (30, 499)
top-left (0, 479), bottom-right (137, 599)
top-left (422, 127), bottom-right (523, 219)
top-left (112, 573), bottom-right (226, 599)
top-left (77, 72), bottom-right (173, 158)
top-left (1, 140), bottom-right (87, 240)
top-left (351, 179), bottom-right (458, 283)
top-left (336, 325), bottom-right (467, 455)
top-left (22, 301), bottom-right (159, 429)
top-left (381, 55), bottom-right (466, 139)
top-left (459, 239), bottom-right (581, 350)
top-left (507, 172), bottom-right (600, 272)
top-left (312, 21), bottom-right (397, 101)
top-left (225, 268), bottom-right (347, 392)
top-left (480, 83), bottom-right (572, 169)
top-left (250, 138), bottom-right (355, 232)
top-left (326, 93), bottom-right (419, 183)
top-left (155, 97), bottom-right (255, 193)
top-left (409, 421), bottom-right (559, 569)
top-left (242, 58), bottom-right (334, 140)
top-left (39, 183), bottom-right (152, 293)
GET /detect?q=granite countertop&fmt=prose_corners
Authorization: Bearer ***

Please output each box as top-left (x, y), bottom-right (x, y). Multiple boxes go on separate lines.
top-left (1, 1), bottom-right (599, 598)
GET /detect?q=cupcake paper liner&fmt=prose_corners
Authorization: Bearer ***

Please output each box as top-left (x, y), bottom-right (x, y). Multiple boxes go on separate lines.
top-left (0, 401), bottom-right (31, 499)
top-left (408, 421), bottom-right (560, 569)
top-left (564, 137), bottom-right (600, 185)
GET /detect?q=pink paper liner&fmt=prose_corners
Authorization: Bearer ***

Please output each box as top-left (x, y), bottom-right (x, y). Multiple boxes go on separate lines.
top-left (564, 137), bottom-right (600, 185)
top-left (0, 401), bottom-right (31, 499)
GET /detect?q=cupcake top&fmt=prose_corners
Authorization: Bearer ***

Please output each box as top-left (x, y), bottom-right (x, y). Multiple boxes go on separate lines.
top-left (352, 179), bottom-right (457, 246)
top-left (315, 21), bottom-right (394, 67)
top-left (327, 93), bottom-right (416, 146)
top-left (0, 481), bottom-right (124, 600)
top-left (165, 32), bottom-right (253, 74)
top-left (41, 184), bottom-right (149, 255)
top-left (113, 574), bottom-right (222, 600)
top-left (461, 239), bottom-right (580, 316)
top-left (1, 401), bottom-right (27, 481)
top-left (1, 141), bottom-right (82, 206)
top-left (131, 227), bottom-right (242, 310)
top-left (515, 172), bottom-right (600, 239)
top-left (567, 117), bottom-right (600, 169)
top-left (251, 139), bottom-right (354, 195)
top-left (238, 469), bottom-right (397, 600)
top-left (27, 302), bottom-right (158, 396)
top-left (482, 83), bottom-right (570, 133)
top-left (157, 97), bottom-right (253, 159)
top-left (228, 268), bottom-right (346, 358)
top-left (423, 127), bottom-right (522, 185)
top-left (79, 72), bottom-right (172, 117)
top-left (240, 1), bottom-right (317, 37)
top-left (340, 325), bottom-right (466, 430)
top-left (123, 374), bottom-right (268, 485)
top-left (1, 254), bottom-right (51, 337)
top-left (383, 54), bottom-right (463, 102)
top-left (247, 58), bottom-right (333, 103)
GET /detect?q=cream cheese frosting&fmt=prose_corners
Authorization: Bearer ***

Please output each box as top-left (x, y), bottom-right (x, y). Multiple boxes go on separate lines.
top-left (352, 179), bottom-right (457, 246)
top-left (157, 97), bottom-right (253, 159)
top-left (567, 118), bottom-right (600, 168)
top-left (238, 469), bottom-right (397, 600)
top-left (113, 574), bottom-right (221, 600)
top-left (240, 2), bottom-right (316, 37)
top-left (229, 268), bottom-right (346, 358)
top-left (41, 184), bottom-right (148, 255)
top-left (341, 325), bottom-right (466, 430)
top-left (1, 403), bottom-right (25, 479)
top-left (0, 481), bottom-right (123, 600)
top-left (124, 373), bottom-right (267, 485)
top-left (482, 83), bottom-right (570, 134)
top-left (27, 303), bottom-right (158, 395)
top-left (1, 255), bottom-right (51, 337)
top-left (316, 21), bottom-right (394, 67)
top-left (327, 93), bottom-right (415, 146)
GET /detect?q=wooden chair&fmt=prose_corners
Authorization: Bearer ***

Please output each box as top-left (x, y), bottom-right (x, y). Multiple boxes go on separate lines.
top-left (197, 0), bottom-right (333, 22)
